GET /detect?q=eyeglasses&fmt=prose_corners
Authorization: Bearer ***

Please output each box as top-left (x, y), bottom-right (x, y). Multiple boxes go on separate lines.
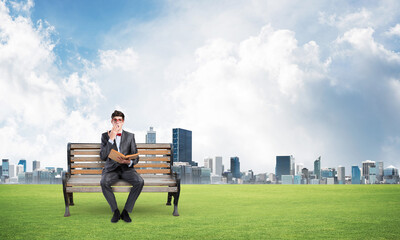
top-left (112, 118), bottom-right (124, 122)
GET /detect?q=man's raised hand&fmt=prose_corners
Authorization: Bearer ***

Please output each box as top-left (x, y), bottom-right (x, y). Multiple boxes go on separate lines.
top-left (108, 123), bottom-right (119, 141)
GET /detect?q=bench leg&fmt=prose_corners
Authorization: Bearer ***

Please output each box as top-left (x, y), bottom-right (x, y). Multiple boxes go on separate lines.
top-left (166, 192), bottom-right (172, 205)
top-left (68, 193), bottom-right (74, 206)
top-left (62, 179), bottom-right (70, 217)
top-left (172, 180), bottom-right (181, 216)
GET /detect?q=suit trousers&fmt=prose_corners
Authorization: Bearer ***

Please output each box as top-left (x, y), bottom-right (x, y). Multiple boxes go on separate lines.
top-left (100, 167), bottom-right (144, 213)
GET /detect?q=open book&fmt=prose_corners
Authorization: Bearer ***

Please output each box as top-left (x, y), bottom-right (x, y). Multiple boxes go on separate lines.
top-left (108, 149), bottom-right (139, 164)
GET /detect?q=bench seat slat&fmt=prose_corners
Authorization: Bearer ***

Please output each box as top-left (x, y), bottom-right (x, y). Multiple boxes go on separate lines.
top-left (66, 186), bottom-right (178, 193)
top-left (67, 178), bottom-right (176, 186)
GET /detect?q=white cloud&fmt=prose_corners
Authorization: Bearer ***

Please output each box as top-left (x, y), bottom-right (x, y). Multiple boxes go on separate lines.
top-left (2, 0), bottom-right (400, 174)
top-left (319, 8), bottom-right (373, 30)
top-left (171, 24), bottom-right (331, 172)
top-left (0, 1), bottom-right (103, 170)
top-left (386, 23), bottom-right (400, 37)
top-left (99, 48), bottom-right (138, 71)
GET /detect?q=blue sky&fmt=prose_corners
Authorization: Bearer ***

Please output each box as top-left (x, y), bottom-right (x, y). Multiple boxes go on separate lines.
top-left (1, 0), bottom-right (400, 174)
top-left (29, 0), bottom-right (164, 71)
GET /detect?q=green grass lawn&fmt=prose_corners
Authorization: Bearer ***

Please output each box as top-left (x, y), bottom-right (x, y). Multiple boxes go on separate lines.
top-left (0, 184), bottom-right (399, 239)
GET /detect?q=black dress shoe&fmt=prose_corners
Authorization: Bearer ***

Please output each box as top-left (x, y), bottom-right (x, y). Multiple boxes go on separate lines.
top-left (111, 209), bottom-right (120, 223)
top-left (120, 209), bottom-right (132, 223)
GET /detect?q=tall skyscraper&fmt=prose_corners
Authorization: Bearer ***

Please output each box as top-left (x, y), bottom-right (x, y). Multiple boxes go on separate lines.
top-left (275, 156), bottom-right (293, 181)
top-left (146, 127), bottom-right (156, 144)
top-left (302, 168), bottom-right (309, 184)
top-left (18, 159), bottom-right (27, 172)
top-left (296, 163), bottom-right (304, 175)
top-left (337, 166), bottom-right (345, 184)
top-left (314, 157), bottom-right (321, 179)
top-left (369, 166), bottom-right (377, 184)
top-left (33, 160), bottom-right (40, 171)
top-left (230, 156), bottom-right (241, 178)
top-left (362, 160), bottom-right (375, 181)
top-left (204, 158), bottom-right (213, 172)
top-left (8, 164), bottom-right (16, 178)
top-left (172, 128), bottom-right (192, 165)
top-left (2, 159), bottom-right (9, 177)
top-left (16, 165), bottom-right (24, 175)
top-left (351, 165), bottom-right (361, 184)
top-left (377, 162), bottom-right (384, 181)
top-left (213, 156), bottom-right (223, 176)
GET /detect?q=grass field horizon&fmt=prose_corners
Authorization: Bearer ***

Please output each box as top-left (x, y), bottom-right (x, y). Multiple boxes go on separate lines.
top-left (1, 184), bottom-right (399, 239)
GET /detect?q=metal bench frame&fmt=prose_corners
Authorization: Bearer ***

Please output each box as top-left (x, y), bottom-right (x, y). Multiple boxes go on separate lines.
top-left (62, 143), bottom-right (181, 217)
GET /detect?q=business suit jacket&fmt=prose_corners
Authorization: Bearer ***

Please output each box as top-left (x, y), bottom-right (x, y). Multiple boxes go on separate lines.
top-left (100, 130), bottom-right (139, 173)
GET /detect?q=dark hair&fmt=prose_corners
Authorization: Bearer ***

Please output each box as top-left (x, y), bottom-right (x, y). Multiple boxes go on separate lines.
top-left (111, 110), bottom-right (125, 120)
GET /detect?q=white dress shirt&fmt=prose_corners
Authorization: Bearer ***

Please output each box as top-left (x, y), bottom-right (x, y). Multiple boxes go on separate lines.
top-left (109, 130), bottom-right (134, 167)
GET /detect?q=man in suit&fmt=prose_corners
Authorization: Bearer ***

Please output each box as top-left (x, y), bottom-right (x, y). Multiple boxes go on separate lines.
top-left (100, 110), bottom-right (144, 223)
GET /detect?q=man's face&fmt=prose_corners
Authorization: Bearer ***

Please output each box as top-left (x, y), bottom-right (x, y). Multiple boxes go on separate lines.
top-left (111, 116), bottom-right (124, 129)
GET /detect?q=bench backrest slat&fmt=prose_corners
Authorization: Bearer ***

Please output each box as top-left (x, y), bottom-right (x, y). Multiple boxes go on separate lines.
top-left (67, 143), bottom-right (173, 176)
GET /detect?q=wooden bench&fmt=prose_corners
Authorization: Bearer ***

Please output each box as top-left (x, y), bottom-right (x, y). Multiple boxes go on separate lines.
top-left (62, 143), bottom-right (181, 217)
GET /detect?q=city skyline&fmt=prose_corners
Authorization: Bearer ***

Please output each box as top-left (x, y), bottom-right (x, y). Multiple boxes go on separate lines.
top-left (1, 1), bottom-right (400, 174)
top-left (1, 125), bottom-right (399, 175)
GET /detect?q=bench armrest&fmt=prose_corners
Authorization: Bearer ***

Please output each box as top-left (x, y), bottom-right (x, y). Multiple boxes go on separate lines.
top-left (62, 171), bottom-right (70, 183)
top-left (173, 172), bottom-right (180, 182)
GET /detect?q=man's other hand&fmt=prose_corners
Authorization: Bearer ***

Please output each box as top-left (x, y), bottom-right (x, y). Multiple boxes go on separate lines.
top-left (117, 156), bottom-right (130, 165)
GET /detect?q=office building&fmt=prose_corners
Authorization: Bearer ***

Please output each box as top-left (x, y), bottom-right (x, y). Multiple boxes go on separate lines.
top-left (201, 168), bottom-right (211, 184)
top-left (383, 165), bottom-right (399, 184)
top-left (18, 172), bottom-right (25, 183)
top-left (56, 168), bottom-right (63, 175)
top-left (294, 175), bottom-right (302, 184)
top-left (255, 173), bottom-right (267, 183)
top-left (351, 166), bottom-right (361, 184)
top-left (223, 171), bottom-right (233, 184)
top-left (18, 159), bottom-right (27, 172)
top-left (25, 172), bottom-right (33, 184)
top-left (362, 160), bottom-right (375, 181)
top-left (243, 170), bottom-right (255, 183)
top-left (310, 179), bottom-right (320, 184)
top-left (2, 159), bottom-right (9, 177)
top-left (230, 157), bottom-right (241, 179)
top-left (378, 161), bottom-right (384, 181)
top-left (302, 168), bottom-right (309, 184)
top-left (146, 127), bottom-right (156, 144)
top-left (296, 163), bottom-right (304, 175)
top-left (337, 166), bottom-right (345, 184)
top-left (16, 165), bottom-right (24, 175)
top-left (281, 175), bottom-right (293, 184)
top-left (33, 160), bottom-right (40, 171)
top-left (327, 178), bottom-right (335, 184)
top-left (213, 156), bottom-right (223, 176)
top-left (275, 156), bottom-right (293, 182)
top-left (172, 128), bottom-right (193, 165)
top-left (9, 164), bottom-right (16, 178)
top-left (314, 156), bottom-right (321, 179)
top-left (204, 158), bottom-right (213, 172)
top-left (268, 173), bottom-right (276, 183)
top-left (192, 166), bottom-right (201, 184)
top-left (377, 162), bottom-right (384, 181)
top-left (369, 166), bottom-right (378, 184)
top-left (211, 175), bottom-right (223, 184)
